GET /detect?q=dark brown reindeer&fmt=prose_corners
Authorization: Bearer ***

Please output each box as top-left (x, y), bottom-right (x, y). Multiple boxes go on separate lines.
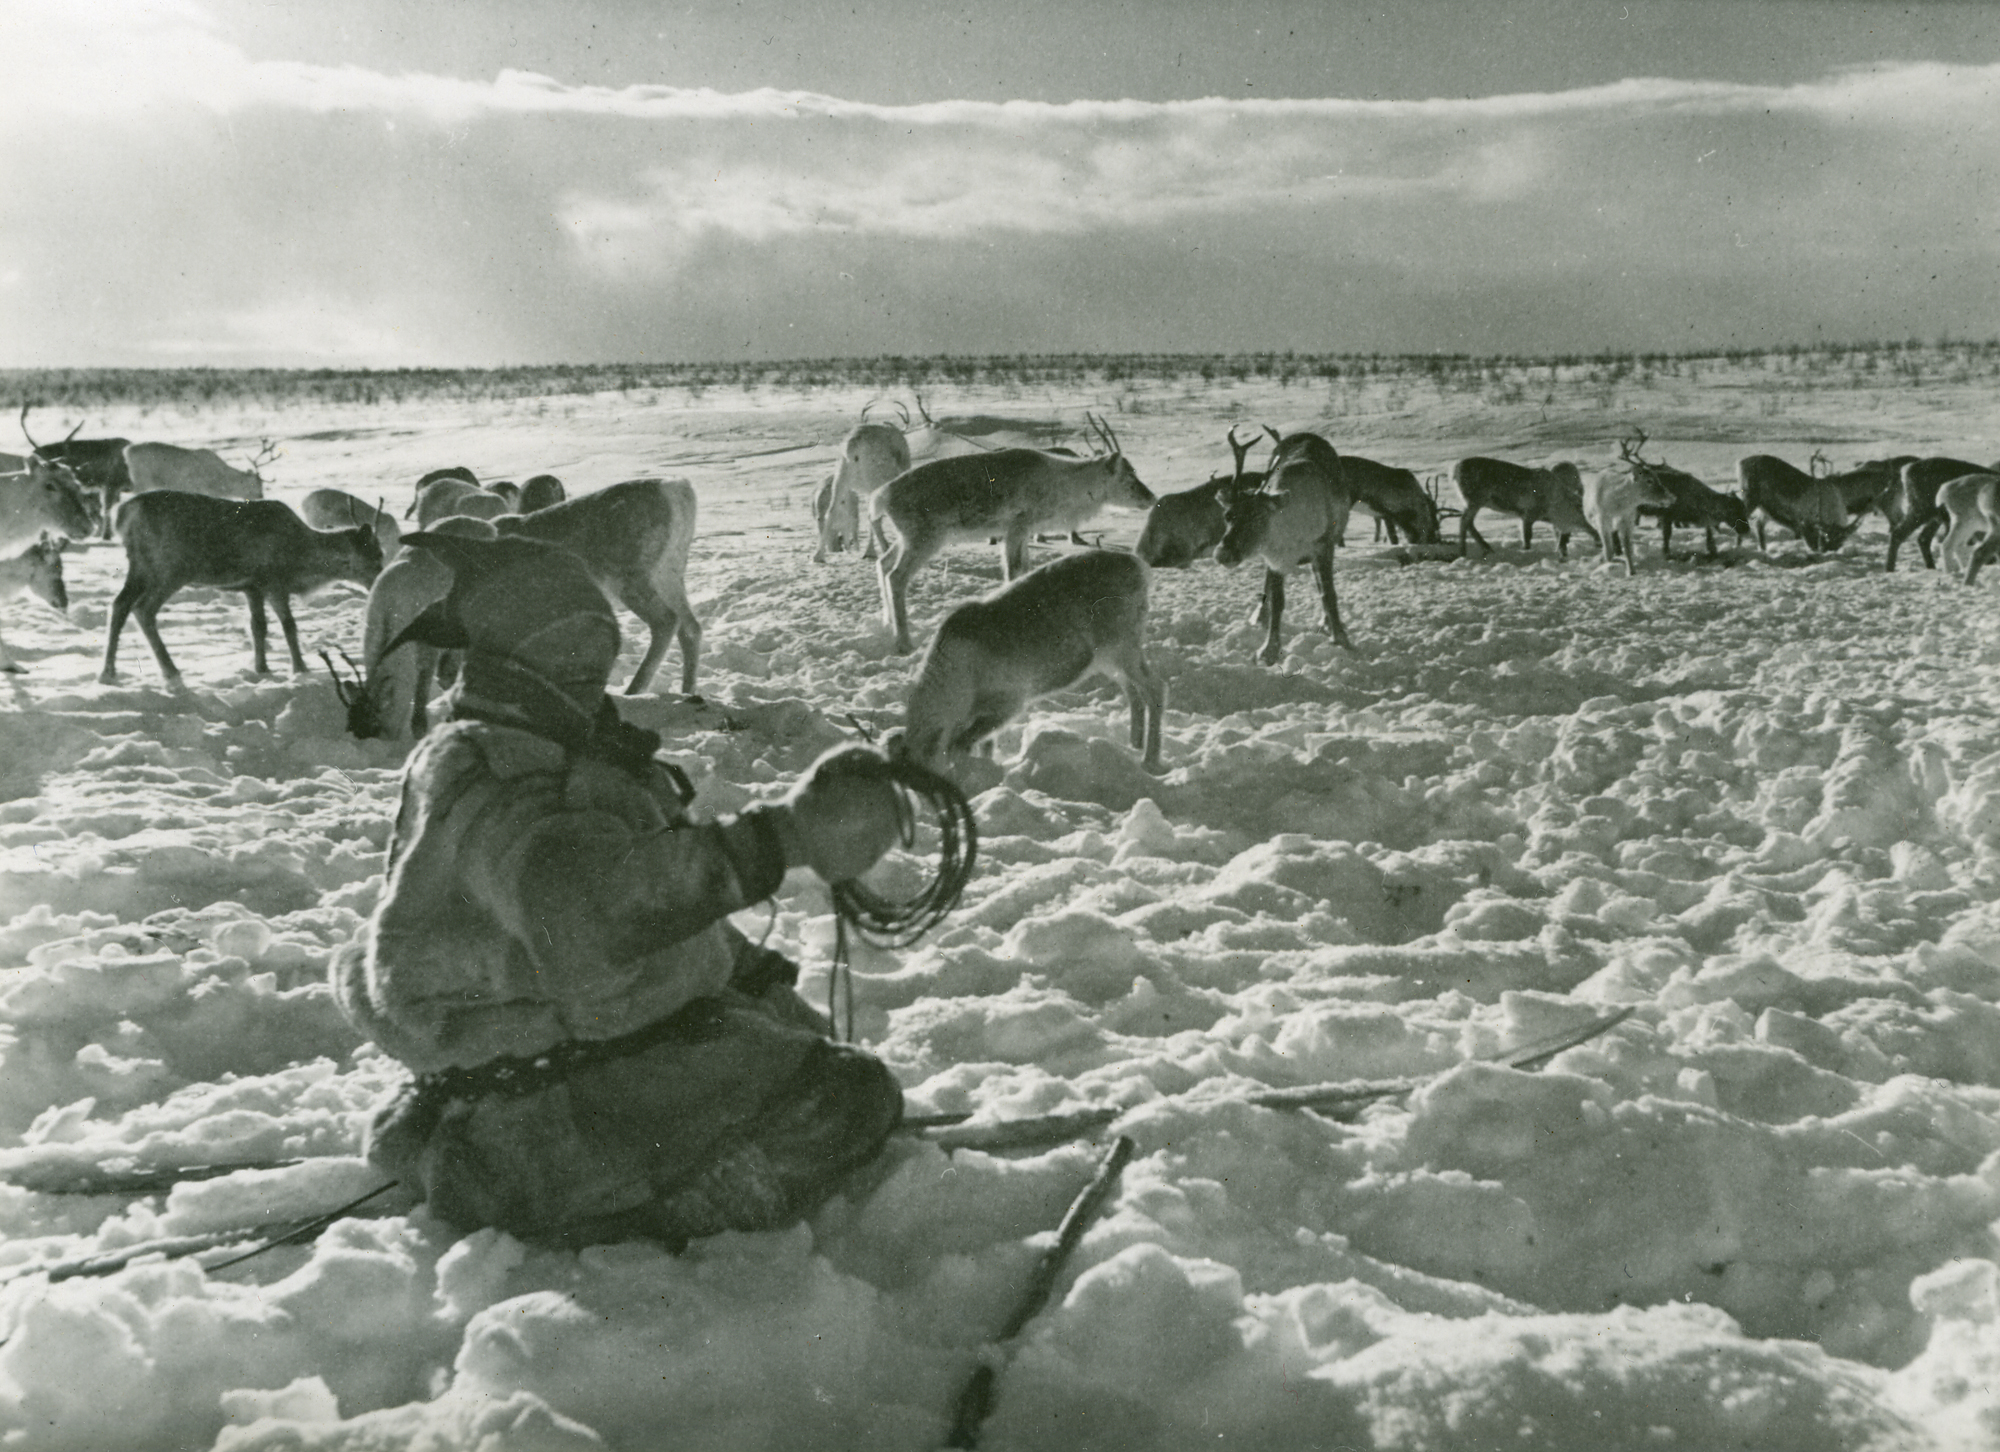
top-left (1886, 457), bottom-right (1999, 570)
top-left (100, 493), bottom-right (386, 686)
top-left (1136, 424), bottom-right (1266, 569)
top-left (1453, 456), bottom-right (1597, 559)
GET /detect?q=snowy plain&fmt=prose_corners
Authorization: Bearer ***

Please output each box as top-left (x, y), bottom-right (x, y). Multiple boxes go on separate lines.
top-left (2, 357), bottom-right (2000, 1450)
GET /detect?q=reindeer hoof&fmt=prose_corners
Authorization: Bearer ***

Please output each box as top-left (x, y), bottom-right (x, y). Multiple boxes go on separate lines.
top-left (1, 664), bottom-right (25, 675)
top-left (97, 669), bottom-right (119, 685)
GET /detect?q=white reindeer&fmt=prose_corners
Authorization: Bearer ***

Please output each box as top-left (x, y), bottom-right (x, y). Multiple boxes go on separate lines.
top-left (1, 456), bottom-right (96, 553)
top-left (493, 478), bottom-right (702, 696)
top-left (1938, 473), bottom-right (2000, 583)
top-left (871, 413), bottom-right (1154, 653)
top-left (814, 407), bottom-right (912, 563)
top-left (301, 489), bottom-right (401, 558)
top-left (897, 548), bottom-right (1164, 773)
top-left (1585, 434), bottom-right (1679, 576)
top-left (0, 538), bottom-right (68, 674)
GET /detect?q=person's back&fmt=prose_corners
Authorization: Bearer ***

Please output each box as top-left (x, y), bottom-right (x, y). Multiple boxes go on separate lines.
top-left (333, 530), bottom-right (906, 1248)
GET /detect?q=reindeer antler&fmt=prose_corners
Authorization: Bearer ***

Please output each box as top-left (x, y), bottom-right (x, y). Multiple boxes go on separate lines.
top-left (912, 391), bottom-right (934, 427)
top-left (247, 438), bottom-right (281, 478)
top-left (1085, 412), bottom-right (1123, 458)
top-left (1809, 448), bottom-right (1830, 477)
top-left (1617, 427), bottom-right (1650, 464)
top-left (17, 403), bottom-right (38, 451)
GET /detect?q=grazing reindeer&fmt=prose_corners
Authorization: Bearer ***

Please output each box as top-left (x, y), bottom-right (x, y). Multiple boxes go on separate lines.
top-left (1214, 427), bottom-right (1354, 663)
top-left (1341, 456), bottom-right (1441, 545)
top-left (1886, 457), bottom-right (1995, 571)
top-left (100, 494), bottom-right (385, 685)
top-left (1937, 473), bottom-right (2000, 583)
top-left (1737, 455), bottom-right (1858, 553)
top-left (872, 413), bottom-right (1154, 653)
top-left (493, 478), bottom-right (703, 696)
top-left (1636, 461), bottom-right (1750, 560)
top-left (301, 489), bottom-right (401, 558)
top-left (1585, 432), bottom-right (1678, 576)
top-left (1136, 425), bottom-right (1265, 568)
top-left (123, 439), bottom-right (275, 502)
top-left (20, 405), bottom-right (132, 539)
top-left (519, 474), bottom-right (567, 513)
top-left (1454, 457), bottom-right (1596, 558)
top-left (815, 404), bottom-right (912, 563)
top-left (0, 538), bottom-right (68, 673)
top-left (2, 455), bottom-right (96, 553)
top-left (328, 516), bottom-right (496, 739)
top-left (897, 548), bottom-right (1163, 773)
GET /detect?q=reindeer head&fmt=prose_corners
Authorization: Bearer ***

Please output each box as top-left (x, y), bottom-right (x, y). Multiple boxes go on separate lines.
top-left (321, 648), bottom-right (386, 739)
top-left (29, 456), bottom-right (94, 540)
top-left (1086, 412), bottom-right (1154, 507)
top-left (245, 438), bottom-right (280, 482)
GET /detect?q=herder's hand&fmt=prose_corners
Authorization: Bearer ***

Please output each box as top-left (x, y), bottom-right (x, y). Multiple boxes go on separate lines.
top-left (776, 747), bottom-right (903, 884)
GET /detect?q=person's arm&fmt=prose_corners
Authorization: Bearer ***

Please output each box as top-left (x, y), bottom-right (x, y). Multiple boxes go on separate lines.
top-left (460, 784), bottom-right (794, 968)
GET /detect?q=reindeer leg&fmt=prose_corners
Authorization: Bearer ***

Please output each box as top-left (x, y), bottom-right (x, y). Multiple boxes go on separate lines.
top-left (1002, 522), bottom-right (1032, 581)
top-left (1459, 505), bottom-right (1488, 558)
top-left (133, 590), bottom-right (183, 686)
top-left (1258, 570), bottom-right (1285, 666)
top-left (244, 588), bottom-right (273, 675)
top-left (100, 576), bottom-right (141, 683)
top-left (271, 593), bottom-right (308, 674)
top-left (1918, 516), bottom-right (1942, 570)
top-left (1312, 541), bottom-right (1350, 649)
top-left (882, 533), bottom-right (938, 655)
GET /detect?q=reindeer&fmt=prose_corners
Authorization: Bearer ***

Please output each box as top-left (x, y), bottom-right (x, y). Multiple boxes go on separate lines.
top-left (1341, 456), bottom-right (1441, 545)
top-left (492, 478), bottom-right (703, 696)
top-left (123, 439), bottom-right (277, 503)
top-left (327, 516), bottom-right (495, 739)
top-left (301, 489), bottom-right (401, 558)
top-left (100, 493), bottom-right (385, 686)
top-left (1453, 457), bottom-right (1596, 559)
top-left (871, 413), bottom-right (1153, 653)
top-left (897, 548), bottom-right (1163, 773)
top-left (20, 405), bottom-right (132, 539)
top-left (0, 538), bottom-right (68, 674)
top-left (815, 402), bottom-right (912, 563)
top-left (1937, 473), bottom-right (2000, 583)
top-left (1213, 427), bottom-right (1354, 663)
top-left (2, 455), bottom-right (96, 553)
top-left (407, 466), bottom-right (480, 514)
top-left (1634, 460), bottom-right (1750, 560)
top-left (1136, 425), bottom-right (1266, 569)
top-left (1736, 454), bottom-right (1888, 553)
top-left (1585, 432), bottom-right (1678, 576)
top-left (519, 475), bottom-right (567, 513)
top-left (1886, 457), bottom-right (1997, 571)
top-left (410, 476), bottom-right (510, 528)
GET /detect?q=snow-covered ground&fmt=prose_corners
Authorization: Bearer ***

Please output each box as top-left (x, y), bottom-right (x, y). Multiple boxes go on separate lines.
top-left (3, 364), bottom-right (2000, 1451)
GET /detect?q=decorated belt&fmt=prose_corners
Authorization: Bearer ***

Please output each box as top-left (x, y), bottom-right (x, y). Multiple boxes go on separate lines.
top-left (414, 995), bottom-right (731, 1102)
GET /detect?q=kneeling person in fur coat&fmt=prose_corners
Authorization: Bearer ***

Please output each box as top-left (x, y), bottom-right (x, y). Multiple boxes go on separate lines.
top-left (333, 531), bottom-right (905, 1248)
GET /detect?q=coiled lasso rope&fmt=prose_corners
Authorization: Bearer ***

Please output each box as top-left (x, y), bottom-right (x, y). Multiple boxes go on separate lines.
top-left (811, 748), bottom-right (979, 1040)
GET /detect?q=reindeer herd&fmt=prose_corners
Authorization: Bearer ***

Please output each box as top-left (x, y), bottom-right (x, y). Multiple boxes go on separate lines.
top-left (1, 396), bottom-right (1997, 782)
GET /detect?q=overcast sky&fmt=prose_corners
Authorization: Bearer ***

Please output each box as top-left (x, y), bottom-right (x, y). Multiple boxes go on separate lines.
top-left (3, 0), bottom-right (1996, 367)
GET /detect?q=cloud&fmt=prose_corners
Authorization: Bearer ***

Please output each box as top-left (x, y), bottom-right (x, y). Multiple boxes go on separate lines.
top-left (2, 0), bottom-right (1995, 365)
